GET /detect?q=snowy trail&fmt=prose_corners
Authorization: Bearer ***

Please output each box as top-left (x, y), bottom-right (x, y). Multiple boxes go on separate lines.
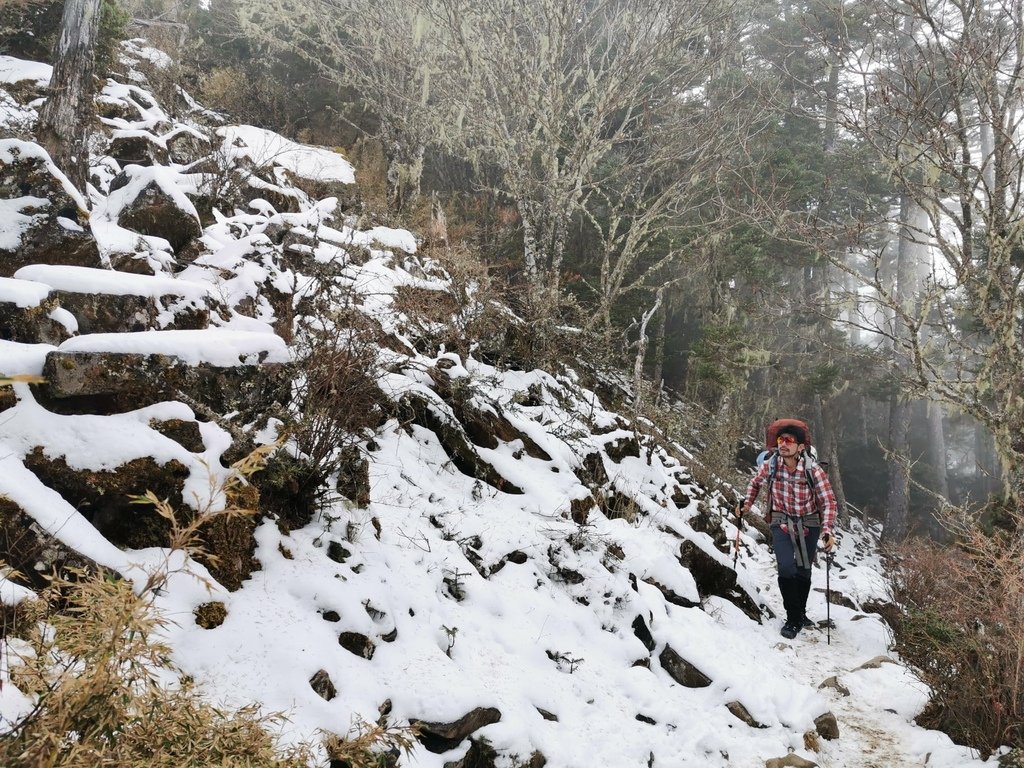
top-left (743, 538), bottom-right (988, 768)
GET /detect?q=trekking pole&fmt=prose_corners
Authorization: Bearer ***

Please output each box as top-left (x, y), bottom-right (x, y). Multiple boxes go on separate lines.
top-left (825, 551), bottom-right (834, 645)
top-left (732, 502), bottom-right (742, 570)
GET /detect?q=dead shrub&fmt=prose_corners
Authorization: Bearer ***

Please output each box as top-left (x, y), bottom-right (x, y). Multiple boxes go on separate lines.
top-left (347, 136), bottom-right (390, 219)
top-left (200, 66), bottom-right (292, 128)
top-left (288, 313), bottom-right (388, 508)
top-left (886, 504), bottom-right (1024, 756)
top-left (323, 717), bottom-right (419, 768)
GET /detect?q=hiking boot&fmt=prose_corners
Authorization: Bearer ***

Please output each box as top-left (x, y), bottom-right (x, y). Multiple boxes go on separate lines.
top-left (799, 615), bottom-right (815, 629)
top-left (780, 621), bottom-right (799, 639)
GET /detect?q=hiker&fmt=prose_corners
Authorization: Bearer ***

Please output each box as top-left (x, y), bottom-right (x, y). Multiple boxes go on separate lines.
top-left (742, 422), bottom-right (837, 639)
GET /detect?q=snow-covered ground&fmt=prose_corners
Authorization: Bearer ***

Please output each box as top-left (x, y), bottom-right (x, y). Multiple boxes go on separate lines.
top-left (0, 47), bottom-right (1002, 768)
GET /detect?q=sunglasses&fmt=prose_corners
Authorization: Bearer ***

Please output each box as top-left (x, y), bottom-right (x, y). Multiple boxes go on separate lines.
top-left (776, 435), bottom-right (798, 446)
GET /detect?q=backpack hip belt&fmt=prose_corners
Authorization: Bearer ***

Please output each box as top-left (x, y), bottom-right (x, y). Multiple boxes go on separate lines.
top-left (776, 513), bottom-right (814, 568)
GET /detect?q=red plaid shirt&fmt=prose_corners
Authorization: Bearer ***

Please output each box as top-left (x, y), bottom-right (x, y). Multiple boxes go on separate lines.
top-left (744, 454), bottom-right (837, 534)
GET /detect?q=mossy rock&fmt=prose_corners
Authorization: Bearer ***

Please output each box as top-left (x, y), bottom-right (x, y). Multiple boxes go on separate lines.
top-left (194, 601), bottom-right (227, 629)
top-left (195, 512), bottom-right (260, 592)
top-left (0, 495), bottom-right (98, 589)
top-left (250, 452), bottom-right (322, 531)
top-left (23, 448), bottom-right (188, 549)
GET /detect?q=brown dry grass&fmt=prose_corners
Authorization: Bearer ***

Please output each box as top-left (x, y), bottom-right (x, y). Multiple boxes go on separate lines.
top-left (2, 566), bottom-right (312, 768)
top-left (886, 504), bottom-right (1024, 756)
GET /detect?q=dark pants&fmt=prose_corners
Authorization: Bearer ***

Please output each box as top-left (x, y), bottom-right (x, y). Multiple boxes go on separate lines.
top-left (772, 524), bottom-right (820, 623)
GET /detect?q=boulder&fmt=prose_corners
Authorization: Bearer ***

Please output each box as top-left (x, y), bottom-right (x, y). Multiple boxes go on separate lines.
top-left (852, 655), bottom-right (897, 671)
top-left (659, 645), bottom-right (712, 688)
top-left (108, 132), bottom-right (168, 167)
top-left (309, 669), bottom-right (337, 701)
top-left (0, 140), bottom-right (101, 276)
top-left (605, 434), bottom-right (640, 462)
top-left (109, 166), bottom-right (202, 254)
top-left (818, 676), bottom-right (851, 696)
top-left (814, 712), bottom-right (840, 740)
top-left (765, 756), bottom-right (818, 768)
top-left (631, 614), bottom-right (656, 652)
top-left (165, 129), bottom-right (211, 165)
top-left (412, 707), bottom-right (502, 754)
top-left (442, 737), bottom-right (498, 768)
top-left (573, 450), bottom-right (609, 490)
top-left (338, 631), bottom-right (376, 660)
top-left (678, 539), bottom-right (761, 621)
top-left (727, 701), bottom-right (768, 728)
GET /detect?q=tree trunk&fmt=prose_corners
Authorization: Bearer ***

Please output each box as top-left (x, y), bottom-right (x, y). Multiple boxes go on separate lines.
top-left (651, 292), bottom-right (667, 393)
top-left (385, 138), bottom-right (425, 214)
top-left (883, 194), bottom-right (918, 542)
top-left (813, 395), bottom-right (847, 526)
top-left (37, 0), bottom-right (103, 193)
top-left (975, 423), bottom-right (999, 497)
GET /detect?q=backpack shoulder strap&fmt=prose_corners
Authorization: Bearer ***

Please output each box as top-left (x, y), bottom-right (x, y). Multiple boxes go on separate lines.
top-left (765, 451), bottom-right (778, 517)
top-left (802, 453), bottom-right (821, 512)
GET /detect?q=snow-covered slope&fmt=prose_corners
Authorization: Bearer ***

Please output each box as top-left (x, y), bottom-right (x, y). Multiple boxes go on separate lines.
top-left (0, 45), bottom-right (997, 768)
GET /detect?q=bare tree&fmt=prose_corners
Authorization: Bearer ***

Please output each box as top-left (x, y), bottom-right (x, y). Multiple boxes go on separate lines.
top-left (237, 0), bottom-right (454, 214)
top-left (432, 0), bottom-right (734, 293)
top-left (835, 0), bottom-right (1024, 504)
top-left (37, 0), bottom-right (103, 192)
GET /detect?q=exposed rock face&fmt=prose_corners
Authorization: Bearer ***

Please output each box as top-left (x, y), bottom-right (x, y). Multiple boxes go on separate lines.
top-left (149, 417), bottom-right (205, 452)
top-left (397, 391), bottom-right (523, 495)
top-left (22, 448), bottom-right (189, 549)
top-left (50, 289), bottom-right (210, 334)
top-left (0, 142), bottom-right (102, 276)
top-left (412, 707), bottom-right (502, 754)
top-left (109, 167), bottom-right (202, 253)
top-left (0, 496), bottom-right (99, 589)
top-left (659, 645), bottom-right (712, 688)
top-left (678, 539), bottom-right (762, 621)
top-left (0, 286), bottom-right (71, 344)
top-left (41, 351), bottom-right (290, 416)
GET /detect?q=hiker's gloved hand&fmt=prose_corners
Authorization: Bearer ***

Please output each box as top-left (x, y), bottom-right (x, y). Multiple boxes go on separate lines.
top-left (820, 532), bottom-right (836, 553)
